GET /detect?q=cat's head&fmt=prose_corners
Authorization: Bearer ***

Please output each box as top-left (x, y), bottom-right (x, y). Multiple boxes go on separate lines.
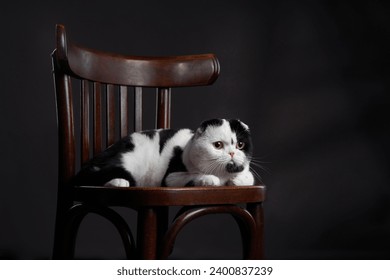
top-left (185, 118), bottom-right (253, 177)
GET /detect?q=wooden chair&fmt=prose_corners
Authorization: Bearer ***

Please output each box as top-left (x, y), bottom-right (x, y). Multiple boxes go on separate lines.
top-left (51, 24), bottom-right (266, 259)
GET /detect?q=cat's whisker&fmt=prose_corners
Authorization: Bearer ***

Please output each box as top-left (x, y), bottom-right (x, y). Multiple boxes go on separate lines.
top-left (249, 166), bottom-right (264, 185)
top-left (247, 156), bottom-right (271, 175)
top-left (207, 160), bottom-right (225, 175)
top-left (247, 156), bottom-right (270, 164)
top-left (250, 162), bottom-right (271, 175)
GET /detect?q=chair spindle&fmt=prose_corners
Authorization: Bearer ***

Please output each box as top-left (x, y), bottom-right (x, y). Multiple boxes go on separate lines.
top-left (93, 82), bottom-right (103, 155)
top-left (81, 80), bottom-right (91, 163)
top-left (120, 86), bottom-right (129, 138)
top-left (106, 84), bottom-right (116, 146)
top-left (134, 87), bottom-right (143, 132)
top-left (156, 88), bottom-right (171, 129)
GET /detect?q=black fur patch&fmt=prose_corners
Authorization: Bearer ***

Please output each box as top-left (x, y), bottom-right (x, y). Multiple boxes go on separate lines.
top-left (158, 129), bottom-right (178, 153)
top-left (74, 166), bottom-right (136, 186)
top-left (185, 180), bottom-right (195, 187)
top-left (226, 162), bottom-right (245, 173)
top-left (140, 130), bottom-right (157, 139)
top-left (199, 118), bottom-right (224, 133)
top-left (228, 119), bottom-right (253, 156)
top-left (228, 119), bottom-right (248, 134)
top-left (87, 135), bottom-right (134, 165)
top-left (73, 135), bottom-right (136, 186)
top-left (118, 135), bottom-right (136, 151)
top-left (162, 146), bottom-right (187, 186)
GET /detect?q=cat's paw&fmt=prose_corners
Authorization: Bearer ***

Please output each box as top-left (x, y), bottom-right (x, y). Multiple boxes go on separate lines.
top-left (104, 178), bottom-right (130, 187)
top-left (194, 175), bottom-right (221, 186)
top-left (228, 171), bottom-right (255, 186)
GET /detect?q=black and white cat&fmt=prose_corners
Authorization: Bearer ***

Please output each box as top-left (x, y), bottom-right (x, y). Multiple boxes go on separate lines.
top-left (74, 118), bottom-right (255, 187)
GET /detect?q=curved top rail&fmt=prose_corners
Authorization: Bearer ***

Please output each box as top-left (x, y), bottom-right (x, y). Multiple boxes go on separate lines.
top-left (53, 24), bottom-right (220, 87)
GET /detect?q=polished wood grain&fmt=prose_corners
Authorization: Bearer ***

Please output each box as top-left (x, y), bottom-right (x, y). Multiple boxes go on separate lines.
top-left (119, 85), bottom-right (129, 138)
top-left (74, 186), bottom-right (266, 207)
top-left (55, 26), bottom-right (220, 87)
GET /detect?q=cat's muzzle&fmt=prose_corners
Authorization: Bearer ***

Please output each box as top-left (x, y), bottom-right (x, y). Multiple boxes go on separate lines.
top-left (226, 161), bottom-right (244, 173)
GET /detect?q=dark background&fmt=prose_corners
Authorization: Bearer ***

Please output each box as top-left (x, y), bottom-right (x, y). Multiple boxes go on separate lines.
top-left (1, 0), bottom-right (389, 259)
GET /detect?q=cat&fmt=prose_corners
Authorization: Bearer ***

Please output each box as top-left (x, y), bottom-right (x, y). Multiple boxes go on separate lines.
top-left (73, 118), bottom-right (255, 187)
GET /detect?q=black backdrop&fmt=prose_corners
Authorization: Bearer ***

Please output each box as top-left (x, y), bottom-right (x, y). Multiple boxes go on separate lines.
top-left (1, 0), bottom-right (389, 259)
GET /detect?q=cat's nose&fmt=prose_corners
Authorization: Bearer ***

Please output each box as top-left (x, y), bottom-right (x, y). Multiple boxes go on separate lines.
top-left (229, 152), bottom-right (235, 158)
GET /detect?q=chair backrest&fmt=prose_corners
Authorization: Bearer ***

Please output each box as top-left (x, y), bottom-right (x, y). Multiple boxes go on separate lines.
top-left (52, 24), bottom-right (220, 188)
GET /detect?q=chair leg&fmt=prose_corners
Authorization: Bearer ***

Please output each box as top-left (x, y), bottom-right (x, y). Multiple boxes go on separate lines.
top-left (157, 206), bottom-right (169, 250)
top-left (54, 204), bottom-right (137, 259)
top-left (53, 205), bottom-right (88, 259)
top-left (137, 208), bottom-right (158, 259)
top-left (247, 202), bottom-right (264, 259)
top-left (52, 214), bottom-right (67, 259)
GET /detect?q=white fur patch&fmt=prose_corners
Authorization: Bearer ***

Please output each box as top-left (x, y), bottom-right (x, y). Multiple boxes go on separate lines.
top-left (121, 129), bottom-right (193, 186)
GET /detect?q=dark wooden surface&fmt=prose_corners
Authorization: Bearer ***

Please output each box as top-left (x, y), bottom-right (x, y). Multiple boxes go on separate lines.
top-left (74, 185), bottom-right (266, 207)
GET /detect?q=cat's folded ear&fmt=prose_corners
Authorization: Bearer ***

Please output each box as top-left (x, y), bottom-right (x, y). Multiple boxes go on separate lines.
top-left (198, 119), bottom-right (224, 134)
top-left (194, 126), bottom-right (205, 138)
top-left (228, 119), bottom-right (250, 133)
top-left (194, 118), bottom-right (224, 138)
top-left (238, 120), bottom-right (250, 131)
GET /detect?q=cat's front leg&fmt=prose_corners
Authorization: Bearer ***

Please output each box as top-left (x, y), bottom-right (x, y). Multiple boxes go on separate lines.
top-left (192, 174), bottom-right (221, 186)
top-left (227, 169), bottom-right (255, 186)
top-left (165, 172), bottom-right (221, 187)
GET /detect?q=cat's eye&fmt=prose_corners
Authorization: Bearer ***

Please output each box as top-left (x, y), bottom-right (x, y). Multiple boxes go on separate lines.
top-left (236, 141), bottom-right (245, 150)
top-left (213, 141), bottom-right (224, 149)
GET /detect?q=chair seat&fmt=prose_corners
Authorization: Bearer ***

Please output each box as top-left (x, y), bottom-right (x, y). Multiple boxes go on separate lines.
top-left (74, 185), bottom-right (266, 207)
